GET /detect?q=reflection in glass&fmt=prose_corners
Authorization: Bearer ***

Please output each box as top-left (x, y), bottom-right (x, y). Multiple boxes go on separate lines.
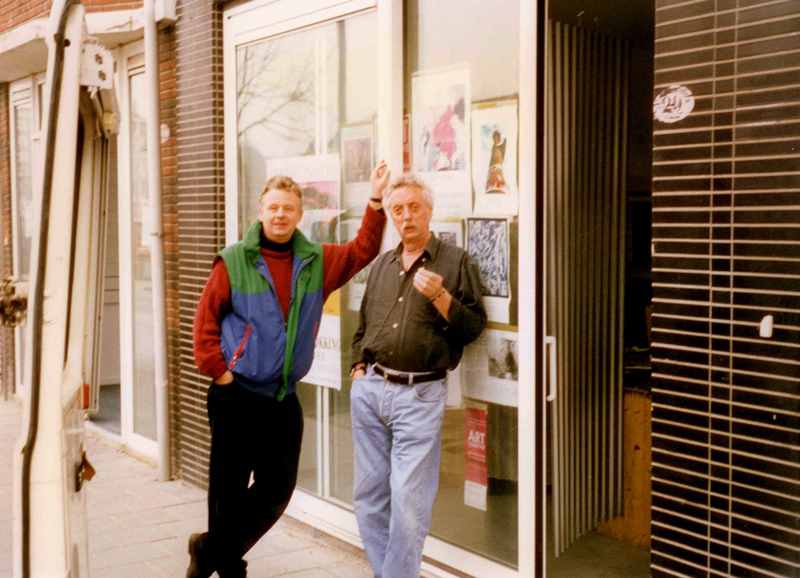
top-left (235, 12), bottom-right (378, 498)
top-left (406, 0), bottom-right (520, 566)
top-left (129, 72), bottom-right (157, 440)
top-left (13, 102), bottom-right (34, 389)
top-left (13, 103), bottom-right (34, 282)
top-left (236, 27), bottom-right (321, 233)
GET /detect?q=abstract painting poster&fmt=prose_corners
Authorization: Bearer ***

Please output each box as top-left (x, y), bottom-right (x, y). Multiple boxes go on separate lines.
top-left (411, 66), bottom-right (471, 217)
top-left (466, 217), bottom-right (511, 323)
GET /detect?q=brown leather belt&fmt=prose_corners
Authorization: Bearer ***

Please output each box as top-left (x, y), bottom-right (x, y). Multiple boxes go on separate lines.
top-left (373, 364), bottom-right (446, 385)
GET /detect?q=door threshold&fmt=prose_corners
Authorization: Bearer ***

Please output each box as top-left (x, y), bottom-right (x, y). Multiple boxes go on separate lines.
top-left (84, 419), bottom-right (158, 467)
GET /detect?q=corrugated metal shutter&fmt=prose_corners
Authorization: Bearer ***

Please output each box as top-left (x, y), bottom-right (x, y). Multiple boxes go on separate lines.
top-left (651, 1), bottom-right (800, 576)
top-left (171, 0), bottom-right (226, 488)
top-left (545, 19), bottom-right (629, 557)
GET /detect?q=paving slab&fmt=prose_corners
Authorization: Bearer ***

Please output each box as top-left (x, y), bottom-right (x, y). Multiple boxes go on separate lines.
top-left (0, 400), bottom-right (373, 578)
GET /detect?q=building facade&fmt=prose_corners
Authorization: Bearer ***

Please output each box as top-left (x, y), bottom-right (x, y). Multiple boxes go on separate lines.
top-left (0, 1), bottom-right (798, 577)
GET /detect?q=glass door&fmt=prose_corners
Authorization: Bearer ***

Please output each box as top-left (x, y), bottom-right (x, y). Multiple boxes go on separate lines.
top-left (128, 70), bottom-right (157, 442)
top-left (10, 88), bottom-right (34, 396)
top-left (117, 45), bottom-right (158, 456)
top-left (9, 76), bottom-right (44, 397)
top-left (230, 3), bottom-right (380, 496)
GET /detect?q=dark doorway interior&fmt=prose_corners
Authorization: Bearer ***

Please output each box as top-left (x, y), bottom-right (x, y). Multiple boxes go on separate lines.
top-left (544, 0), bottom-right (653, 576)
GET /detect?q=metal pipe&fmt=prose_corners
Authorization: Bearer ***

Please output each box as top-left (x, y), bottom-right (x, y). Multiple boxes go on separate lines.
top-left (143, 0), bottom-right (170, 481)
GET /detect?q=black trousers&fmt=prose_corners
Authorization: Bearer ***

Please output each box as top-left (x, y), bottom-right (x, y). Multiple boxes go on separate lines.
top-left (206, 380), bottom-right (304, 569)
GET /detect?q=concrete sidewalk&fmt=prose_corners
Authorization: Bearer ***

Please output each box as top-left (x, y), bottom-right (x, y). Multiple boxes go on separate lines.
top-left (1, 400), bottom-right (373, 578)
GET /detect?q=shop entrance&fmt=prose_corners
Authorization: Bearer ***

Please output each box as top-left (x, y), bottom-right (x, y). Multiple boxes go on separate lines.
top-left (543, 1), bottom-right (654, 576)
top-left (89, 43), bottom-right (160, 459)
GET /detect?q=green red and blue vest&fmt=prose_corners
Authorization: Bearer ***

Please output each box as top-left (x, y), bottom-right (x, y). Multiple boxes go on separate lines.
top-left (219, 221), bottom-right (324, 401)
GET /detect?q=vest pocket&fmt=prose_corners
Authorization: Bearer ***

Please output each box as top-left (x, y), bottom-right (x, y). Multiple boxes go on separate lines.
top-left (228, 323), bottom-right (254, 371)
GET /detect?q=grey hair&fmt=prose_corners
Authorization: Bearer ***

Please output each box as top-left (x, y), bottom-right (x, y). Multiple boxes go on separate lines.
top-left (383, 173), bottom-right (434, 211)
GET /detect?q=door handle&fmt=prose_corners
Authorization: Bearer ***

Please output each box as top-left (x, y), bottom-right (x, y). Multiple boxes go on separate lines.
top-left (545, 335), bottom-right (557, 402)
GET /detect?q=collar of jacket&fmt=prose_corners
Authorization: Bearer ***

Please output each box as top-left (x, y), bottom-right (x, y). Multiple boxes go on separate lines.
top-left (242, 221), bottom-right (322, 264)
top-left (390, 231), bottom-right (442, 264)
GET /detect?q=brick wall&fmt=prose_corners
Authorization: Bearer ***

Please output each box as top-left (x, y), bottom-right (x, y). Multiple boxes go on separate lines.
top-left (0, 1), bottom-right (49, 32)
top-left (171, 0), bottom-right (226, 486)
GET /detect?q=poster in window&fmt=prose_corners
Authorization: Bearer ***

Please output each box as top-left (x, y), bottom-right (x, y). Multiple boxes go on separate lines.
top-left (462, 329), bottom-right (518, 407)
top-left (411, 66), bottom-right (471, 217)
top-left (265, 154), bottom-right (343, 244)
top-left (471, 98), bottom-right (518, 215)
top-left (464, 402), bottom-right (488, 511)
top-left (466, 217), bottom-right (511, 324)
top-left (341, 123), bottom-right (374, 213)
top-left (304, 314), bottom-right (342, 390)
top-left (430, 220), bottom-right (464, 249)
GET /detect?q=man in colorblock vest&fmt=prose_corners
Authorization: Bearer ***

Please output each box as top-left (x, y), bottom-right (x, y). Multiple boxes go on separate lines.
top-left (188, 163), bottom-right (389, 578)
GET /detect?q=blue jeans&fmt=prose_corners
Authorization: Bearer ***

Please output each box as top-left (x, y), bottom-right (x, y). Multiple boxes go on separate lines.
top-left (351, 366), bottom-right (447, 578)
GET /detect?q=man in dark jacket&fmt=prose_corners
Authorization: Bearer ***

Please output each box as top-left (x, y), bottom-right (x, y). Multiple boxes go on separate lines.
top-left (188, 162), bottom-right (389, 578)
top-left (350, 174), bottom-right (487, 578)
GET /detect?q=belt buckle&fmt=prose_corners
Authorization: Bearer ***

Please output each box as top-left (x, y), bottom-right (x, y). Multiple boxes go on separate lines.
top-left (377, 364), bottom-right (413, 386)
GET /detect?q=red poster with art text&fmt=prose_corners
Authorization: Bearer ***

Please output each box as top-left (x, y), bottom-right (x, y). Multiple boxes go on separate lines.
top-left (464, 406), bottom-right (487, 510)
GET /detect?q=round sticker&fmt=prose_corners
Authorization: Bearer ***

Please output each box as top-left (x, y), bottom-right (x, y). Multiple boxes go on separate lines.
top-left (653, 85), bottom-right (695, 124)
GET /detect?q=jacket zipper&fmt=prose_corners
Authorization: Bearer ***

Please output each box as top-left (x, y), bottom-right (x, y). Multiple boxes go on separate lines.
top-left (228, 324), bottom-right (254, 370)
top-left (278, 256), bottom-right (315, 400)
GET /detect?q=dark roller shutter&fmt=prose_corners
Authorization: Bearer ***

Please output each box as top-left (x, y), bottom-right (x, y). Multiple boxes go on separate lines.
top-left (651, 1), bottom-right (800, 577)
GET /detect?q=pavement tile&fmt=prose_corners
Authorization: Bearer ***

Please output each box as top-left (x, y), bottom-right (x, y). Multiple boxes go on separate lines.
top-left (325, 559), bottom-right (375, 578)
top-left (278, 568), bottom-right (337, 578)
top-left (246, 544), bottom-right (352, 577)
top-left (0, 400), bottom-right (375, 578)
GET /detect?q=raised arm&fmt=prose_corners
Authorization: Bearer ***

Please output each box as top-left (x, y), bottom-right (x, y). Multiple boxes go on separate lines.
top-left (321, 162), bottom-right (389, 299)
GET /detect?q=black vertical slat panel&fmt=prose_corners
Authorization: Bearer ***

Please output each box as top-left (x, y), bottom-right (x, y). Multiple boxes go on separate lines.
top-left (546, 20), bottom-right (628, 557)
top-left (652, 1), bottom-right (800, 576)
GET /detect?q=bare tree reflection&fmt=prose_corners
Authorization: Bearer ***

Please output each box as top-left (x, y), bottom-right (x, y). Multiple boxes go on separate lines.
top-left (237, 42), bottom-right (315, 143)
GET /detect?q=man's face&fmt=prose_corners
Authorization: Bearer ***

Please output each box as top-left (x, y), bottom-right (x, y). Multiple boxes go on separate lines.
top-left (388, 186), bottom-right (432, 245)
top-left (259, 188), bottom-right (303, 243)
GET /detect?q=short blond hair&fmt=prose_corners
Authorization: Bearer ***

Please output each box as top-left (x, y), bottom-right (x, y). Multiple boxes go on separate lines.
top-left (260, 175), bottom-right (303, 202)
top-left (384, 174), bottom-right (434, 211)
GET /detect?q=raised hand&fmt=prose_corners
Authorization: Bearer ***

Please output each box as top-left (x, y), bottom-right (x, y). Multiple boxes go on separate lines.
top-left (413, 267), bottom-right (445, 301)
top-left (371, 160), bottom-right (390, 200)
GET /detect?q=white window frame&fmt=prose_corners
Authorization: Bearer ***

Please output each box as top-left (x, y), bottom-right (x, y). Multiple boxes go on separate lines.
top-left (114, 39), bottom-right (158, 459)
top-left (223, 2), bottom-right (539, 577)
top-left (9, 74), bottom-right (45, 398)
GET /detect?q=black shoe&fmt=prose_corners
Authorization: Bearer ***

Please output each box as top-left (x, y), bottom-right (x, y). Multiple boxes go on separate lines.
top-left (218, 559), bottom-right (247, 578)
top-left (186, 532), bottom-right (214, 578)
